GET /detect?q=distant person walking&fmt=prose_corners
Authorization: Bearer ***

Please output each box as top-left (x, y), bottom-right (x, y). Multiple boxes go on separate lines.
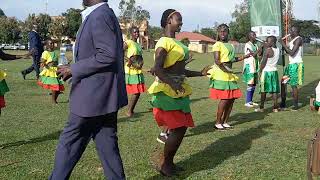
top-left (21, 24), bottom-right (44, 80)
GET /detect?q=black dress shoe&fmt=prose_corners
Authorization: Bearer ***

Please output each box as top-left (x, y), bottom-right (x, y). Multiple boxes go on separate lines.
top-left (21, 71), bottom-right (26, 80)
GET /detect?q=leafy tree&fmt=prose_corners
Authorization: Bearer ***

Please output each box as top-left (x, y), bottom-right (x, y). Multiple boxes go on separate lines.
top-left (37, 14), bottom-right (52, 40)
top-left (118, 0), bottom-right (150, 26)
top-left (148, 26), bottom-right (163, 40)
top-left (0, 17), bottom-right (21, 43)
top-left (62, 8), bottom-right (82, 38)
top-left (49, 17), bottom-right (66, 42)
top-left (0, 9), bottom-right (6, 17)
top-left (20, 14), bottom-right (37, 44)
top-left (291, 19), bottom-right (320, 43)
top-left (24, 13), bottom-right (52, 40)
top-left (192, 30), bottom-right (199, 34)
top-left (200, 28), bottom-right (216, 39)
top-left (229, 0), bottom-right (250, 42)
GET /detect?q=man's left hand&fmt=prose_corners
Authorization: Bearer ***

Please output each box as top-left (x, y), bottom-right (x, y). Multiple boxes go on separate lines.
top-left (57, 65), bottom-right (72, 81)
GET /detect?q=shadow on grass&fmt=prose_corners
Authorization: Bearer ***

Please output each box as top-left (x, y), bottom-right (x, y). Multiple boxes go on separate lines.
top-left (0, 131), bottom-right (62, 150)
top-left (186, 107), bottom-right (271, 138)
top-left (118, 112), bottom-right (147, 123)
top-left (148, 123), bottom-right (272, 179)
top-left (282, 79), bottom-right (319, 109)
top-left (255, 79), bottom-right (319, 109)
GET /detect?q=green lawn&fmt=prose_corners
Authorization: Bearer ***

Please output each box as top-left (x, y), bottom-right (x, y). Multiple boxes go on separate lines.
top-left (0, 50), bottom-right (319, 179)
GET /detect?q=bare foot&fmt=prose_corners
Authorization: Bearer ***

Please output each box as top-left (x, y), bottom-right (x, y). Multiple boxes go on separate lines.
top-left (126, 111), bottom-right (133, 117)
top-left (160, 163), bottom-right (175, 177)
top-left (310, 98), bottom-right (316, 111)
top-left (173, 164), bottom-right (185, 172)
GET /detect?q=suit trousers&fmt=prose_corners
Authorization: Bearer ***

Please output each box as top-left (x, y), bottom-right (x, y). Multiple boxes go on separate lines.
top-left (23, 54), bottom-right (41, 77)
top-left (49, 112), bottom-right (125, 180)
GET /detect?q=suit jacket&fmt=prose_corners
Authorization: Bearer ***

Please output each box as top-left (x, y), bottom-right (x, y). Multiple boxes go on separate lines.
top-left (28, 31), bottom-right (43, 56)
top-left (70, 4), bottom-right (128, 117)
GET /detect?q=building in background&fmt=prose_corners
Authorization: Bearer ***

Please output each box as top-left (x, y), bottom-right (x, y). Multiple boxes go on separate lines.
top-left (176, 32), bottom-right (216, 53)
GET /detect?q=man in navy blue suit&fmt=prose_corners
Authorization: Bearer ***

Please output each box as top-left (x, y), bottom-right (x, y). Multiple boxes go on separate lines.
top-left (21, 24), bottom-right (43, 80)
top-left (49, 0), bottom-right (128, 179)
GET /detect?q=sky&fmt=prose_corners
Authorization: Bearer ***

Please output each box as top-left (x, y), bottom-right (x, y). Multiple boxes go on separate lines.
top-left (1, 0), bottom-right (319, 31)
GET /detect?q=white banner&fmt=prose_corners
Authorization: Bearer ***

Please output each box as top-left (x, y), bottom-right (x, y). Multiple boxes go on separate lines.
top-left (251, 26), bottom-right (280, 37)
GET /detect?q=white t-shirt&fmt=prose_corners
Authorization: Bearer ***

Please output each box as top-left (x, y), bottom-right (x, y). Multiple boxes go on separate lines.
top-left (244, 42), bottom-right (258, 73)
top-left (316, 81), bottom-right (320, 102)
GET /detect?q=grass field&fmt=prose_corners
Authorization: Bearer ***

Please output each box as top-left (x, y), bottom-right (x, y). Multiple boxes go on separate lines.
top-left (0, 50), bottom-right (319, 179)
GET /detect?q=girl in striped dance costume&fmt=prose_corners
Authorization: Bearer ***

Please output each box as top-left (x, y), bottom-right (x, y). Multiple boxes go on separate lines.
top-left (208, 24), bottom-right (252, 130)
top-left (149, 9), bottom-right (209, 176)
top-left (37, 39), bottom-right (64, 104)
top-left (124, 26), bottom-right (146, 117)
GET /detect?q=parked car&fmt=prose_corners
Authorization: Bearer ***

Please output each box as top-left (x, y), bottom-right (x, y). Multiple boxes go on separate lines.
top-left (4, 44), bottom-right (13, 50)
top-left (18, 44), bottom-right (26, 50)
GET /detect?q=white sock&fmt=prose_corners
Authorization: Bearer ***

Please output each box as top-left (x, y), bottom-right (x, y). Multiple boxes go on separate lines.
top-left (160, 132), bottom-right (167, 136)
top-left (215, 124), bottom-right (224, 129)
top-left (223, 123), bottom-right (231, 128)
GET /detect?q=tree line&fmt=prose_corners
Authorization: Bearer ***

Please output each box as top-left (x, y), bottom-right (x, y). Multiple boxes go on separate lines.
top-left (0, 8), bottom-right (82, 44)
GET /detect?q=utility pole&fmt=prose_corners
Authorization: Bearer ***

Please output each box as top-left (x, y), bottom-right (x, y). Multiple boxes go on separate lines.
top-left (282, 0), bottom-right (293, 43)
top-left (45, 0), bottom-right (48, 14)
top-left (318, 0), bottom-right (320, 26)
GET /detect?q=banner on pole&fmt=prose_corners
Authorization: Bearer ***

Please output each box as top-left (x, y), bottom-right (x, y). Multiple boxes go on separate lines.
top-left (248, 0), bottom-right (284, 65)
top-left (249, 0), bottom-right (282, 37)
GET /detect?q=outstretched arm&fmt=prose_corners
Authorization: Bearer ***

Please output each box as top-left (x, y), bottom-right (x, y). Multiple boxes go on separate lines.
top-left (0, 49), bottom-right (22, 61)
top-left (185, 66), bottom-right (211, 77)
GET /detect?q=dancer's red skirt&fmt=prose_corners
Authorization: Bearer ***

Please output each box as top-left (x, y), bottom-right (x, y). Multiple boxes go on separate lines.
top-left (0, 96), bottom-right (5, 108)
top-left (209, 88), bottom-right (242, 100)
top-left (153, 108), bottom-right (194, 130)
top-left (126, 84), bottom-right (146, 94)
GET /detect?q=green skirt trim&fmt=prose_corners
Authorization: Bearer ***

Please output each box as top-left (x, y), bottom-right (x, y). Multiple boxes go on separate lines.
top-left (150, 92), bottom-right (191, 113)
top-left (209, 79), bottom-right (239, 90)
top-left (0, 79), bottom-right (9, 96)
top-left (125, 74), bottom-right (145, 85)
top-left (39, 76), bottom-right (64, 85)
top-left (260, 71), bottom-right (280, 93)
top-left (315, 101), bottom-right (320, 108)
top-left (284, 63), bottom-right (304, 86)
top-left (243, 64), bottom-right (258, 84)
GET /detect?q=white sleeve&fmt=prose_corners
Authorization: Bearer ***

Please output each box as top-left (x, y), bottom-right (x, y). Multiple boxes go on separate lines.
top-left (316, 81), bottom-right (320, 102)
